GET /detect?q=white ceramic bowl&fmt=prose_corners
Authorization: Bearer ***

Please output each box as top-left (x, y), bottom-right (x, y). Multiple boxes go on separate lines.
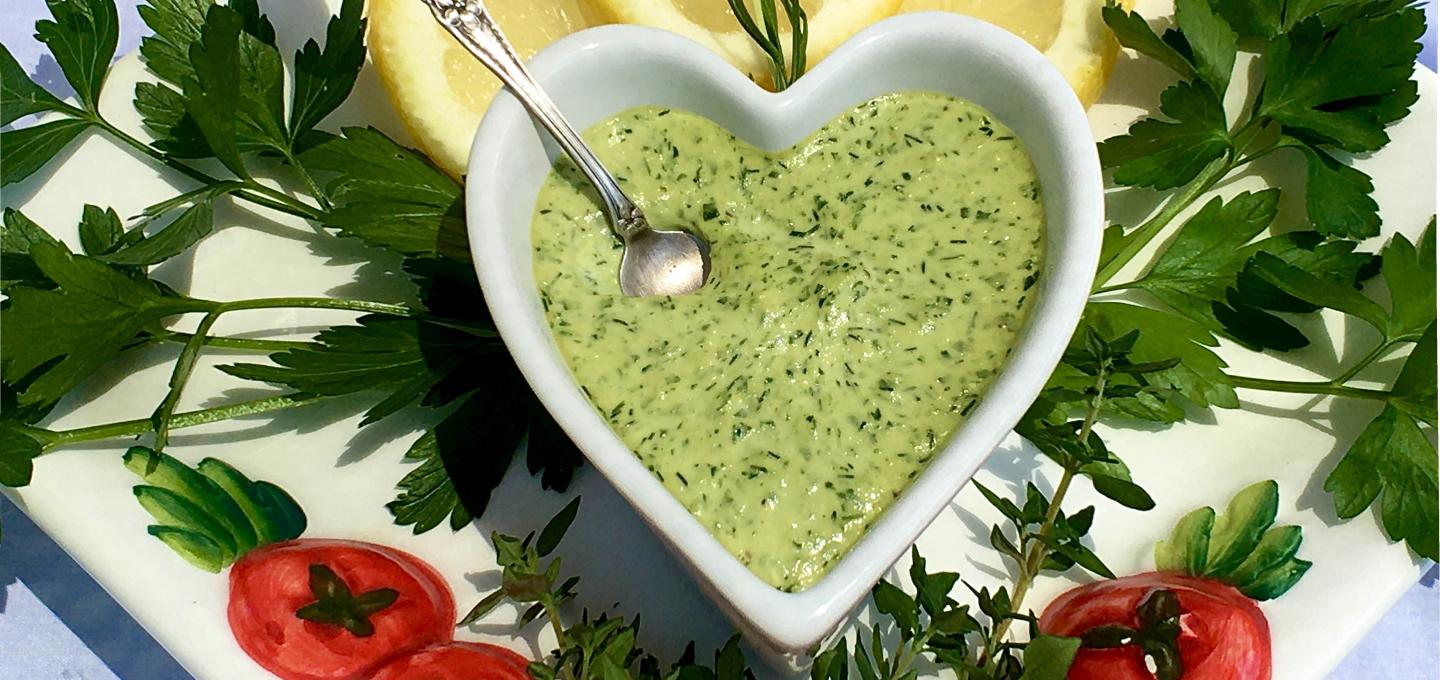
top-left (466, 13), bottom-right (1101, 662)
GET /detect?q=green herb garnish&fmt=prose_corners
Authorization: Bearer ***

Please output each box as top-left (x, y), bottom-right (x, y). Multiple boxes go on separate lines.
top-left (1, 0), bottom-right (581, 539)
top-left (730, 0), bottom-right (809, 89)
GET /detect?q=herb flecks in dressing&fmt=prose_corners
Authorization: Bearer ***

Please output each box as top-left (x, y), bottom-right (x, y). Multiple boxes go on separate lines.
top-left (532, 92), bottom-right (1044, 590)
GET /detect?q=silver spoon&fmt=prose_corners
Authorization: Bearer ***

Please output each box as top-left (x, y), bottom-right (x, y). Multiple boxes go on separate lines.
top-left (423, 0), bottom-right (712, 297)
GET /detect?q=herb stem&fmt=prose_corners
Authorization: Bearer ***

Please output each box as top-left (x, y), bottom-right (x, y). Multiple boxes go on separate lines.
top-left (149, 330), bottom-right (311, 352)
top-left (1093, 156), bottom-right (1232, 290)
top-left (980, 366), bottom-right (1108, 670)
top-left (284, 148), bottom-right (334, 212)
top-left (139, 296), bottom-right (408, 451)
top-left (151, 310), bottom-right (223, 452)
top-left (889, 633), bottom-right (931, 680)
top-left (208, 296), bottom-right (417, 317)
top-left (1228, 142), bottom-right (1283, 172)
top-left (1227, 375), bottom-right (1392, 400)
top-left (1333, 340), bottom-right (1396, 384)
top-left (93, 116), bottom-right (322, 220)
top-left (40, 394), bottom-right (324, 450)
top-left (541, 596), bottom-right (568, 651)
top-left (1091, 281), bottom-right (1139, 295)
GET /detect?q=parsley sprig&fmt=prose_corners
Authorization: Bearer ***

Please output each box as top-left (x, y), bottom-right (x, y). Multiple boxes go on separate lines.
top-left (1086, 0), bottom-right (1436, 561)
top-left (1, 0), bottom-right (581, 537)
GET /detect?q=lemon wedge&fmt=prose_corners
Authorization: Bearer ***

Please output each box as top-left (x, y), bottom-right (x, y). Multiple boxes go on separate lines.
top-left (368, 0), bottom-right (1127, 178)
top-left (367, 0), bottom-right (608, 178)
top-left (900, 0), bottom-right (1127, 107)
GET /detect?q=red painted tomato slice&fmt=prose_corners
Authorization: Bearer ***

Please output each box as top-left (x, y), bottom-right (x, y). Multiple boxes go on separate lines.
top-left (370, 641), bottom-right (532, 680)
top-left (1039, 572), bottom-right (1271, 680)
top-left (227, 539), bottom-right (456, 680)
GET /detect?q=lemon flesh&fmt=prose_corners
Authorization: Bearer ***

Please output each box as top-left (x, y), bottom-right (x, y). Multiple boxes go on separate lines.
top-left (900, 0), bottom-right (1123, 107)
top-left (368, 0), bottom-right (607, 177)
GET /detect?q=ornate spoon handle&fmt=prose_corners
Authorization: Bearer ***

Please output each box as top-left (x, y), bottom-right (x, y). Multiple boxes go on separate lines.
top-left (421, 0), bottom-right (645, 237)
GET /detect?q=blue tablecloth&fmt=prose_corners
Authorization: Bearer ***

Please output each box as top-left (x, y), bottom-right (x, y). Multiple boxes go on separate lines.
top-left (1, 0), bottom-right (1436, 677)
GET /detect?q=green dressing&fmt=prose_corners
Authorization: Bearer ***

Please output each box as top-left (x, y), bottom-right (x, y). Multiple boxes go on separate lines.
top-left (531, 92), bottom-right (1044, 590)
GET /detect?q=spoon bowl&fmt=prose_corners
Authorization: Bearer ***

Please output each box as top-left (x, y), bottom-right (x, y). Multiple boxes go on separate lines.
top-left (619, 228), bottom-right (712, 297)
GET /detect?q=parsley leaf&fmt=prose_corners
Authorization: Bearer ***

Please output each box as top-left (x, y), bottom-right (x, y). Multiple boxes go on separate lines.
top-left (388, 376), bottom-right (529, 533)
top-left (220, 315), bottom-right (490, 425)
top-left (1, 118), bottom-right (92, 187)
top-left (97, 200), bottom-right (215, 266)
top-left (1133, 191), bottom-right (1279, 329)
top-left (133, 80), bottom-right (210, 157)
top-left (299, 127), bottom-right (470, 260)
top-left (1249, 253), bottom-right (1391, 331)
top-left (1174, 0), bottom-right (1237, 96)
top-left (0, 421), bottom-right (45, 487)
top-left (1285, 137), bottom-right (1381, 238)
top-left (1259, 10), bottom-right (1423, 153)
top-left (180, 4), bottom-right (249, 176)
top-left (1101, 5), bottom-right (1197, 79)
top-left (1098, 81), bottom-right (1230, 190)
top-left (1390, 322), bottom-right (1437, 427)
top-left (137, 0), bottom-right (208, 85)
top-left (1378, 222), bottom-right (1436, 342)
top-left (1215, 231), bottom-right (1379, 352)
top-left (0, 242), bottom-right (206, 407)
top-left (77, 204), bottom-right (123, 255)
top-left (1233, 232), bottom-right (1379, 314)
top-left (33, 0), bottom-right (119, 112)
top-left (1, 43), bottom-right (73, 125)
top-left (289, 0), bottom-right (366, 142)
top-left (527, 405), bottom-right (584, 492)
top-left (1324, 403), bottom-right (1438, 560)
top-left (1208, 0), bottom-right (1285, 38)
top-left (135, 0), bottom-right (213, 156)
top-left (1, 209), bottom-right (63, 291)
top-left (229, 5), bottom-right (288, 156)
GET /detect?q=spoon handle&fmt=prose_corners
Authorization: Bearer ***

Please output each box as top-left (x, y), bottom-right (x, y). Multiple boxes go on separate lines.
top-left (423, 0), bottom-right (645, 238)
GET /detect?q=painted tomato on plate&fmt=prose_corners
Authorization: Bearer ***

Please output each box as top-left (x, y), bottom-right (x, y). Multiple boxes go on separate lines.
top-left (227, 539), bottom-right (456, 680)
top-left (370, 641), bottom-right (532, 680)
top-left (1039, 572), bottom-right (1271, 680)
top-left (1036, 481), bottom-right (1313, 680)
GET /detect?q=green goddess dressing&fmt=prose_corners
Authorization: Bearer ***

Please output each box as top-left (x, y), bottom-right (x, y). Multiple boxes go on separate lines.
top-left (531, 92), bottom-right (1045, 590)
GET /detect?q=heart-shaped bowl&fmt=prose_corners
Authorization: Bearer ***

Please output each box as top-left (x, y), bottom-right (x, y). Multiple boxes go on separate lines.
top-left (466, 12), bottom-right (1101, 662)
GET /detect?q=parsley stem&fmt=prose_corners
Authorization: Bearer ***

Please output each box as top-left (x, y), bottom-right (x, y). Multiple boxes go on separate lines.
top-left (151, 310), bottom-right (224, 453)
top-left (204, 297), bottom-right (418, 317)
top-left (1093, 156), bottom-right (1232, 290)
top-left (1227, 375), bottom-right (1392, 400)
top-left (283, 148), bottom-right (334, 212)
top-left (148, 330), bottom-right (311, 353)
top-left (1091, 281), bottom-right (1140, 295)
top-left (92, 116), bottom-right (322, 221)
top-left (1333, 340), bottom-right (1398, 384)
top-left (141, 298), bottom-right (411, 452)
top-left (40, 394), bottom-right (324, 450)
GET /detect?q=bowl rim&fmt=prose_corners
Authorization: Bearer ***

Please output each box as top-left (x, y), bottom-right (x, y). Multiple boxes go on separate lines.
top-left (465, 12), bottom-right (1102, 655)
